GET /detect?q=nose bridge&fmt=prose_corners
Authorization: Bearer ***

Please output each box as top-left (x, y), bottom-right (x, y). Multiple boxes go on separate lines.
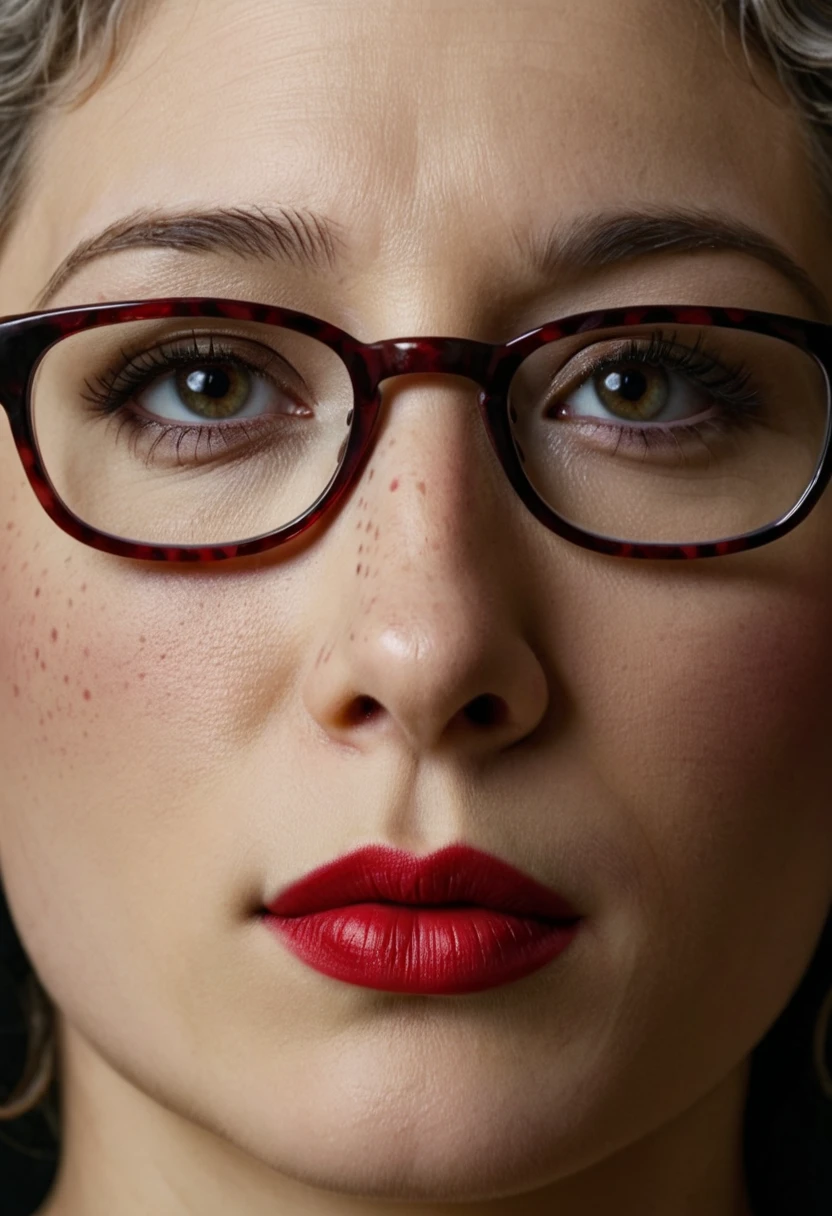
top-left (364, 336), bottom-right (496, 391)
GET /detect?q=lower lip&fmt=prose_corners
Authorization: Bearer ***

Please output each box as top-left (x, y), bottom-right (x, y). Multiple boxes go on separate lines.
top-left (261, 904), bottom-right (582, 994)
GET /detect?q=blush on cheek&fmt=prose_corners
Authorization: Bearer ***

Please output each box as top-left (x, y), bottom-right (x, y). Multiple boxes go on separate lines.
top-left (617, 591), bottom-right (832, 869)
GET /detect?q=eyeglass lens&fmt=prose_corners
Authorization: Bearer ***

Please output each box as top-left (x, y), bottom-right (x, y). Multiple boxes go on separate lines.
top-left (29, 315), bottom-right (830, 548)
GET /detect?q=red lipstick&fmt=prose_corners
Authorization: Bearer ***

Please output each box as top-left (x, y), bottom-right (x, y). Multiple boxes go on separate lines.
top-left (261, 843), bottom-right (583, 995)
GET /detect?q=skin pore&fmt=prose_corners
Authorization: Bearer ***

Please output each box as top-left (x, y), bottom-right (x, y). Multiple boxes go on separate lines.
top-left (0, 0), bottom-right (831, 1212)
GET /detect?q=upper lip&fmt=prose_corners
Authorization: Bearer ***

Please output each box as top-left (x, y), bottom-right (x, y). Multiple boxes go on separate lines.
top-left (263, 843), bottom-right (581, 921)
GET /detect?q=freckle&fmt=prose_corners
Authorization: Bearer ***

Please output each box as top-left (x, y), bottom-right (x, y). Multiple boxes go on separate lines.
top-left (34, 586), bottom-right (40, 597)
top-left (160, 653), bottom-right (166, 660)
top-left (123, 681), bottom-right (129, 690)
top-left (80, 583), bottom-right (86, 592)
top-left (375, 526), bottom-right (380, 539)
top-left (83, 730), bottom-right (88, 738)
top-left (83, 647), bottom-right (90, 658)
top-left (12, 684), bottom-right (19, 697)
top-left (40, 660), bottom-right (46, 671)
top-left (5, 522), bottom-right (12, 531)
top-left (34, 647), bottom-right (39, 660)
top-left (350, 632), bottom-right (355, 641)
top-left (82, 689), bottom-right (91, 700)
top-left (365, 520), bottom-right (372, 532)
top-left (67, 598), bottom-right (73, 608)
top-left (138, 673), bottom-right (146, 680)
top-left (46, 709), bottom-right (52, 719)
top-left (50, 627), bottom-right (58, 642)
top-left (359, 544), bottom-right (364, 554)
top-left (63, 675), bottom-right (69, 684)
top-left (364, 566), bottom-right (370, 577)
top-left (139, 635), bottom-right (146, 644)
top-left (357, 563), bottom-right (362, 574)
top-left (389, 478), bottom-right (399, 491)
top-left (417, 481), bottom-right (426, 495)
top-left (369, 468), bottom-right (375, 480)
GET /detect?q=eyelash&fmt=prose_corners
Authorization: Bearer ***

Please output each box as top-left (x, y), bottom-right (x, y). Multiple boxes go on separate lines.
top-left (79, 328), bottom-right (764, 469)
top-left (547, 332), bottom-right (764, 456)
top-left (80, 334), bottom-right (294, 464)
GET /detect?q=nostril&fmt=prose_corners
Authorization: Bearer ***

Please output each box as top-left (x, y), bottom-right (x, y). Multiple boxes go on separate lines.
top-left (464, 694), bottom-right (507, 727)
top-left (345, 694), bottom-right (381, 725)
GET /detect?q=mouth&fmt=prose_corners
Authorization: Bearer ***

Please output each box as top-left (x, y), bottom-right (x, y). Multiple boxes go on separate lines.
top-left (262, 841), bottom-right (581, 919)
top-left (260, 842), bottom-right (583, 995)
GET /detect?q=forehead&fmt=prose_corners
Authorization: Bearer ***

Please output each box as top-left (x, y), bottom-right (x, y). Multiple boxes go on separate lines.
top-left (15, 0), bottom-right (824, 314)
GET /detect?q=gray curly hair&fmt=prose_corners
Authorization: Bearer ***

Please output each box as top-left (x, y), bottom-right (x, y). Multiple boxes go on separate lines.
top-left (0, 0), bottom-right (829, 1152)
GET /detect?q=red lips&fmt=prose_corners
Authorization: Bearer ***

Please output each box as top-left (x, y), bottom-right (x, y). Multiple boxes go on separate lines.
top-left (261, 843), bottom-right (583, 995)
top-left (263, 842), bottom-right (580, 920)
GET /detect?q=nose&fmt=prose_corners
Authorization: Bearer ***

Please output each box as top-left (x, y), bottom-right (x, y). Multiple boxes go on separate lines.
top-left (301, 373), bottom-right (550, 759)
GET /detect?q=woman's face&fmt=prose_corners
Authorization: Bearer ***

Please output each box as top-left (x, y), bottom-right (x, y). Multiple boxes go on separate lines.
top-left (1, 0), bottom-right (831, 1212)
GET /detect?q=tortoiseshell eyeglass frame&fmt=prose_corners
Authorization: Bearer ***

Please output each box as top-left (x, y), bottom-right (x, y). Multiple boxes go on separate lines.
top-left (0, 296), bottom-right (831, 563)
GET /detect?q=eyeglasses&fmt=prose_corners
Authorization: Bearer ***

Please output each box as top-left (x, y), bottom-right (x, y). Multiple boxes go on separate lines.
top-left (0, 296), bottom-right (830, 563)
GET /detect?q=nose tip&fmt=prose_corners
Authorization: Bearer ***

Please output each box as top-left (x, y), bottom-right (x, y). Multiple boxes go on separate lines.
top-left (304, 588), bottom-right (550, 758)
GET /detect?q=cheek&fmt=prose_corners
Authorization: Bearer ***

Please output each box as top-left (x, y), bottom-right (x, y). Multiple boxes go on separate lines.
top-left (577, 575), bottom-right (832, 901)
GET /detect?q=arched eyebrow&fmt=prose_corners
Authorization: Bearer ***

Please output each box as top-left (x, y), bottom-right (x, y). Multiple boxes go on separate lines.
top-left (33, 204), bottom-right (347, 309)
top-left (521, 206), bottom-right (829, 321)
top-left (33, 201), bottom-right (829, 321)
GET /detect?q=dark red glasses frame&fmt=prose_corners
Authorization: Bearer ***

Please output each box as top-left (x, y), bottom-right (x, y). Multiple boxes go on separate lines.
top-left (0, 296), bottom-right (830, 563)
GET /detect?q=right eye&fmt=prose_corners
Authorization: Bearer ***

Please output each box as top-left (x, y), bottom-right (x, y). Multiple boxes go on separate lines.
top-left (128, 356), bottom-right (313, 424)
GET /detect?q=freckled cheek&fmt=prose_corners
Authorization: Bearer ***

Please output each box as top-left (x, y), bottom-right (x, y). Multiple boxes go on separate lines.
top-left (0, 566), bottom-right (180, 778)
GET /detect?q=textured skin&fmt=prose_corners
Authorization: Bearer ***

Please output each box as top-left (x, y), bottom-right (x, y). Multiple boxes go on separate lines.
top-left (0, 297), bottom-right (829, 562)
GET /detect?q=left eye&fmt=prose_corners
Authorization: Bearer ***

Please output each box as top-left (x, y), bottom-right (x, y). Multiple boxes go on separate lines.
top-left (564, 360), bottom-right (709, 425)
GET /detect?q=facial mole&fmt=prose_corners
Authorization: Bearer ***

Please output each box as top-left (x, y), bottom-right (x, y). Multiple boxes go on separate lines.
top-left (357, 564), bottom-right (362, 574)
top-left (34, 587), bottom-right (40, 597)
top-left (50, 627), bottom-right (58, 642)
top-left (417, 481), bottom-right (426, 495)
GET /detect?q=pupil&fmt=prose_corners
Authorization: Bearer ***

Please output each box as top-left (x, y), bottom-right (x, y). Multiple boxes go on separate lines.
top-left (186, 367), bottom-right (230, 399)
top-left (604, 368), bottom-right (648, 402)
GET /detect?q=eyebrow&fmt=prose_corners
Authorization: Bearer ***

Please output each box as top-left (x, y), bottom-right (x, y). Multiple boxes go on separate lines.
top-left (33, 201), bottom-right (830, 321)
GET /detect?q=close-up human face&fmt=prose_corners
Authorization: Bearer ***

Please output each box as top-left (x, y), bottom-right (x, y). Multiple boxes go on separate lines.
top-left (1, 1), bottom-right (831, 1213)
